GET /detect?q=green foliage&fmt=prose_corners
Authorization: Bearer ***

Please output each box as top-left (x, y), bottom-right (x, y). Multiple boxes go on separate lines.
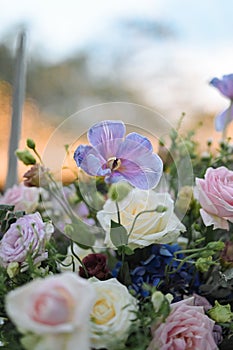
top-left (110, 220), bottom-right (128, 248)
top-left (0, 205), bottom-right (25, 235)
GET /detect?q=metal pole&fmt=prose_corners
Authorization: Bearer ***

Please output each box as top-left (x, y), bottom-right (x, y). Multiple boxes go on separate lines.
top-left (5, 31), bottom-right (27, 190)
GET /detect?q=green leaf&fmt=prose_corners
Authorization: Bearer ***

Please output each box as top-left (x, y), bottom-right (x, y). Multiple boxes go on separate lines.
top-left (64, 219), bottom-right (95, 248)
top-left (117, 245), bottom-right (134, 256)
top-left (0, 205), bottom-right (15, 221)
top-left (110, 220), bottom-right (128, 248)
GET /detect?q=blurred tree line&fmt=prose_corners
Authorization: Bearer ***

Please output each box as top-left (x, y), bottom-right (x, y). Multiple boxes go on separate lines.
top-left (0, 39), bottom-right (141, 120)
top-left (0, 19), bottom-right (173, 119)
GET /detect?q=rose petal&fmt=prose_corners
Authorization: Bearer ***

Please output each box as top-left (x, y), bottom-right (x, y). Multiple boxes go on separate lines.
top-left (200, 208), bottom-right (229, 230)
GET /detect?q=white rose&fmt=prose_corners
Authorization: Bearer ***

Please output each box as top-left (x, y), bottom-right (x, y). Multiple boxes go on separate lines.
top-left (6, 272), bottom-right (95, 350)
top-left (97, 189), bottom-right (185, 249)
top-left (90, 278), bottom-right (138, 349)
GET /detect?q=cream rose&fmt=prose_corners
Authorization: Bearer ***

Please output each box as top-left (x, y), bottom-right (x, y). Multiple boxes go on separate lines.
top-left (97, 189), bottom-right (185, 249)
top-left (5, 272), bottom-right (95, 350)
top-left (90, 278), bottom-right (138, 349)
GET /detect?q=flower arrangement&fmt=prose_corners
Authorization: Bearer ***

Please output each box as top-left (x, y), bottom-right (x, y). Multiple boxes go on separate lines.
top-left (1, 75), bottom-right (233, 350)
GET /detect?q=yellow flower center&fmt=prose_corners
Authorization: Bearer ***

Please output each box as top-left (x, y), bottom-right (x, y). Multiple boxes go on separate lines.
top-left (107, 157), bottom-right (121, 171)
top-left (92, 298), bottom-right (116, 325)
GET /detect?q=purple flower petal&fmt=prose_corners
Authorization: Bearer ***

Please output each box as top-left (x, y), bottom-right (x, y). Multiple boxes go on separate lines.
top-left (74, 145), bottom-right (93, 167)
top-left (108, 156), bottom-right (162, 189)
top-left (87, 120), bottom-right (125, 159)
top-left (215, 105), bottom-right (233, 131)
top-left (74, 145), bottom-right (109, 176)
top-left (210, 74), bottom-right (233, 99)
top-left (115, 138), bottom-right (163, 189)
top-left (74, 120), bottom-right (163, 189)
top-left (125, 132), bottom-right (153, 152)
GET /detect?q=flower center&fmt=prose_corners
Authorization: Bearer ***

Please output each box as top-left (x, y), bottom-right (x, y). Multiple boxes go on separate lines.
top-left (107, 157), bottom-right (121, 171)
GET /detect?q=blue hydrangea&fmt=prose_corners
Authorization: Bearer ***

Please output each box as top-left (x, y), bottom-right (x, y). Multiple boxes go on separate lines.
top-left (129, 244), bottom-right (199, 299)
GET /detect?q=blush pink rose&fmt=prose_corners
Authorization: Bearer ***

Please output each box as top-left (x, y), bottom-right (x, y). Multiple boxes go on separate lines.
top-left (0, 183), bottom-right (40, 213)
top-left (148, 298), bottom-right (217, 350)
top-left (195, 166), bottom-right (233, 230)
top-left (5, 272), bottom-right (96, 350)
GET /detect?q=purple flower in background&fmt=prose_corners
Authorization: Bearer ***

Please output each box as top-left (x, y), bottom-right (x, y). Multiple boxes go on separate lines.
top-left (74, 120), bottom-right (163, 190)
top-left (210, 74), bottom-right (233, 131)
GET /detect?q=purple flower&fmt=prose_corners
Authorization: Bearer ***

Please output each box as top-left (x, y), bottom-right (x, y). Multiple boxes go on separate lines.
top-left (74, 120), bottom-right (163, 190)
top-left (210, 74), bottom-right (233, 131)
top-left (0, 212), bottom-right (54, 268)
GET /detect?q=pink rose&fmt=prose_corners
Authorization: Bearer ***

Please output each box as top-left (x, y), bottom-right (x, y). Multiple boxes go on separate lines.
top-left (6, 272), bottom-right (95, 350)
top-left (0, 183), bottom-right (40, 213)
top-left (148, 298), bottom-right (217, 350)
top-left (0, 212), bottom-right (53, 268)
top-left (195, 166), bottom-right (233, 229)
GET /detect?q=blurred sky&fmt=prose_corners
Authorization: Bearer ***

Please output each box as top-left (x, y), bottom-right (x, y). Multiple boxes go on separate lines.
top-left (1, 0), bottom-right (233, 122)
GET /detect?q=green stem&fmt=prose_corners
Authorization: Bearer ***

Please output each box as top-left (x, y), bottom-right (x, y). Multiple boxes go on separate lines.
top-left (128, 208), bottom-right (158, 236)
top-left (70, 240), bottom-right (89, 278)
top-left (33, 147), bottom-right (44, 166)
top-left (116, 201), bottom-right (121, 225)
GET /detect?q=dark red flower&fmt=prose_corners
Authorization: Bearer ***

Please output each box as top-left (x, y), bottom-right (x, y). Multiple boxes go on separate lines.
top-left (79, 253), bottom-right (110, 280)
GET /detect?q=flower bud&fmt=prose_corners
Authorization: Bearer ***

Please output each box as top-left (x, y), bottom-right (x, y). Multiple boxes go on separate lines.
top-left (207, 241), bottom-right (225, 251)
top-left (151, 291), bottom-right (171, 318)
top-left (195, 256), bottom-right (212, 272)
top-left (15, 149), bottom-right (36, 165)
top-left (208, 301), bottom-right (233, 323)
top-left (26, 138), bottom-right (36, 150)
top-left (151, 291), bottom-right (164, 312)
top-left (7, 262), bottom-right (19, 278)
top-left (109, 183), bottom-right (131, 202)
